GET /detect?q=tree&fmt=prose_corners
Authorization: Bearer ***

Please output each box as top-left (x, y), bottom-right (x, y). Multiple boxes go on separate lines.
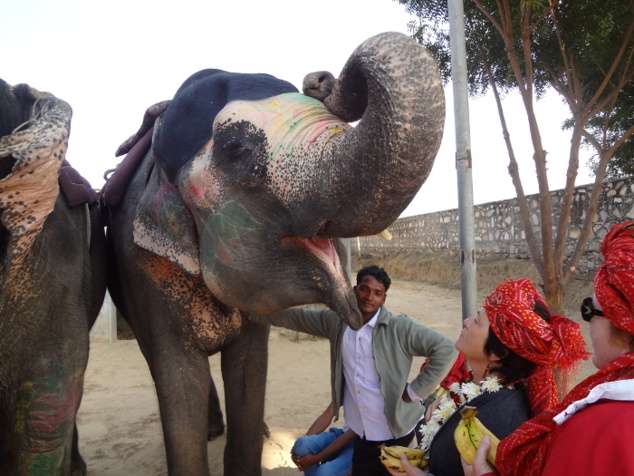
top-left (396, 0), bottom-right (634, 312)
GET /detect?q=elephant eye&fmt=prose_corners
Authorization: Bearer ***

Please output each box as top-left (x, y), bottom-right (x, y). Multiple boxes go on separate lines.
top-left (217, 141), bottom-right (254, 168)
top-left (215, 140), bottom-right (264, 185)
top-left (213, 122), bottom-right (268, 185)
top-left (223, 142), bottom-right (250, 158)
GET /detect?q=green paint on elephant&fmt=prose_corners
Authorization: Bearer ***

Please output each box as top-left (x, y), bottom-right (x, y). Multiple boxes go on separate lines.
top-left (201, 201), bottom-right (262, 269)
top-left (14, 363), bottom-right (80, 471)
top-left (156, 181), bottom-right (190, 242)
top-left (27, 449), bottom-right (71, 476)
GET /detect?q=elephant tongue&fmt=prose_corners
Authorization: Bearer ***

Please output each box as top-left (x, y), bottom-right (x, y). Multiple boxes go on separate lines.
top-left (302, 236), bottom-right (338, 269)
top-left (295, 236), bottom-right (363, 330)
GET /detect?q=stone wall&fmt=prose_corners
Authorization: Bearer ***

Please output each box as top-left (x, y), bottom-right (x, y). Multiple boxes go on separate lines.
top-left (355, 177), bottom-right (634, 275)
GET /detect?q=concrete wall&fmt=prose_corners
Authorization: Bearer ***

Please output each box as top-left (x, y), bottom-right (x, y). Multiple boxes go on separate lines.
top-left (356, 177), bottom-right (634, 275)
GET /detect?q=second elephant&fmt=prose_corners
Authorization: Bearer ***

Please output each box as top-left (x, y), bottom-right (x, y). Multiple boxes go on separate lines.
top-left (0, 80), bottom-right (107, 475)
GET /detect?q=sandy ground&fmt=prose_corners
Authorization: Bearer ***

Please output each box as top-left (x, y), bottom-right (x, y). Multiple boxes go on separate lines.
top-left (77, 278), bottom-right (596, 475)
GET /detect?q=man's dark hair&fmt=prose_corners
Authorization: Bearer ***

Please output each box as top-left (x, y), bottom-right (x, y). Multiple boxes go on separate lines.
top-left (356, 265), bottom-right (391, 292)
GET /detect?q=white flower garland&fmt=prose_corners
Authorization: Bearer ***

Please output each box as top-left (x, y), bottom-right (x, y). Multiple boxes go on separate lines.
top-left (418, 376), bottom-right (506, 456)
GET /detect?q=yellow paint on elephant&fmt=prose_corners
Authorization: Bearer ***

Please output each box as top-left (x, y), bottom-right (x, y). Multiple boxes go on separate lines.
top-left (213, 93), bottom-right (352, 208)
top-left (218, 93), bottom-right (351, 163)
top-left (15, 381), bottom-right (33, 434)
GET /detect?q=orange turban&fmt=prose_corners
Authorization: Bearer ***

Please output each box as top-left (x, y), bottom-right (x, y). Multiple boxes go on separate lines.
top-left (484, 278), bottom-right (589, 414)
top-left (594, 221), bottom-right (634, 335)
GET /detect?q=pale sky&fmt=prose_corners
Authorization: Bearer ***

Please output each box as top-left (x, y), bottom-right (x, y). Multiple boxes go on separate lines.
top-left (1, 0), bottom-right (594, 217)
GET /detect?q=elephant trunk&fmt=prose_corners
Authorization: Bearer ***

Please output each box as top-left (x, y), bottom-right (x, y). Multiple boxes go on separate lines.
top-left (315, 32), bottom-right (445, 238)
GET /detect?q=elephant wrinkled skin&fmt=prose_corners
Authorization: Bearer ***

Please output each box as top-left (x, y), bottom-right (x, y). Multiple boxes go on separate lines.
top-left (104, 32), bottom-right (445, 475)
top-left (0, 80), bottom-right (107, 475)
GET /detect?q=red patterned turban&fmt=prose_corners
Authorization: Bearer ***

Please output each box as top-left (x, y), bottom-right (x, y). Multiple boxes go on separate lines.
top-left (594, 221), bottom-right (634, 335)
top-left (484, 278), bottom-right (589, 414)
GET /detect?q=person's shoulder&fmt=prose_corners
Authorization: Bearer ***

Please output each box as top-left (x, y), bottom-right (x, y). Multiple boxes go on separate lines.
top-left (378, 308), bottom-right (416, 327)
top-left (553, 401), bottom-right (634, 447)
top-left (571, 399), bottom-right (634, 420)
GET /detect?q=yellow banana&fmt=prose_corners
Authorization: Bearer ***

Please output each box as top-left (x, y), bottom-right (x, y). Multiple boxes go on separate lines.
top-left (467, 415), bottom-right (485, 448)
top-left (473, 416), bottom-right (500, 466)
top-left (380, 447), bottom-right (405, 471)
top-left (407, 458), bottom-right (424, 469)
top-left (458, 405), bottom-right (500, 468)
top-left (379, 445), bottom-right (426, 471)
top-left (382, 444), bottom-right (425, 461)
top-left (453, 419), bottom-right (477, 465)
top-left (460, 405), bottom-right (479, 420)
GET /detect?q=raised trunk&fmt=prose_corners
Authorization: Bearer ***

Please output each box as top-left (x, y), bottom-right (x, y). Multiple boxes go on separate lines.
top-left (317, 32), bottom-right (445, 237)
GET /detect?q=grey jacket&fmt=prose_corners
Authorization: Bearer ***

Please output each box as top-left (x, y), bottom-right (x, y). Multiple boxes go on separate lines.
top-left (251, 305), bottom-right (457, 439)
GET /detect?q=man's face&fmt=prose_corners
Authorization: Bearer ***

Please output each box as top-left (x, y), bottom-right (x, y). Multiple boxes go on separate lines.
top-left (354, 275), bottom-right (387, 323)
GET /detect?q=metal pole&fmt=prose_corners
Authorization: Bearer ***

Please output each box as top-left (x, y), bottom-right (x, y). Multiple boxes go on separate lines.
top-left (448, 0), bottom-right (477, 321)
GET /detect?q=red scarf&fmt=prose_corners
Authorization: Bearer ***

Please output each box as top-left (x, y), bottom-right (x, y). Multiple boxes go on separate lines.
top-left (498, 221), bottom-right (634, 475)
top-left (497, 351), bottom-right (634, 476)
top-left (484, 279), bottom-right (589, 415)
top-left (595, 221), bottom-right (634, 335)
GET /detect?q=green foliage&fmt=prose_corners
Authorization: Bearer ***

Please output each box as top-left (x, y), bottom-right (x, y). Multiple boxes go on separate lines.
top-left (396, 0), bottom-right (634, 175)
top-left (395, 0), bottom-right (633, 309)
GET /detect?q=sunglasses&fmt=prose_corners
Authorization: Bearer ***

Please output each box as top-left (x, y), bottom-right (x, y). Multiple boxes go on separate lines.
top-left (580, 297), bottom-right (604, 322)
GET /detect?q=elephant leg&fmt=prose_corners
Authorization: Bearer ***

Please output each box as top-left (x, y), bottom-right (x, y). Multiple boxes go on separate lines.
top-left (207, 372), bottom-right (271, 441)
top-left (152, 343), bottom-right (211, 476)
top-left (207, 376), bottom-right (225, 441)
top-left (221, 320), bottom-right (270, 476)
top-left (71, 423), bottom-right (87, 476)
top-left (10, 372), bottom-right (82, 476)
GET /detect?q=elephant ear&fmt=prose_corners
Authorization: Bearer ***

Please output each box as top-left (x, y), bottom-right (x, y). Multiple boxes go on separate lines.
top-left (133, 160), bottom-right (200, 275)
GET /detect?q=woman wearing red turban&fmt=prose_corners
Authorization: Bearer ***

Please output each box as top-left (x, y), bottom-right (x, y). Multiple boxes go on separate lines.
top-left (388, 277), bottom-right (588, 476)
top-left (464, 221), bottom-right (634, 476)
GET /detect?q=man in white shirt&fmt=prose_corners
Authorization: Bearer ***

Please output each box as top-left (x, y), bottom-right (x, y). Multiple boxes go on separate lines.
top-left (251, 265), bottom-right (457, 475)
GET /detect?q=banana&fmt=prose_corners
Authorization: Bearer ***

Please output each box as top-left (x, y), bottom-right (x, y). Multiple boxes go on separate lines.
top-left (473, 416), bottom-right (500, 466)
top-left (467, 414), bottom-right (485, 448)
top-left (379, 445), bottom-right (427, 471)
top-left (380, 447), bottom-right (404, 471)
top-left (382, 444), bottom-right (425, 461)
top-left (407, 458), bottom-right (424, 469)
top-left (453, 419), bottom-right (478, 464)
top-left (456, 405), bottom-right (500, 467)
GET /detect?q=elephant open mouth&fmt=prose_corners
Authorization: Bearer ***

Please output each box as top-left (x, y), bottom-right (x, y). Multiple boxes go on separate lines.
top-left (192, 207), bottom-right (364, 329)
top-left (284, 235), bottom-right (341, 275)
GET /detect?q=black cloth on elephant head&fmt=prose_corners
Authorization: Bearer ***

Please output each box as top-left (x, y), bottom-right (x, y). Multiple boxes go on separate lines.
top-left (153, 69), bottom-right (298, 181)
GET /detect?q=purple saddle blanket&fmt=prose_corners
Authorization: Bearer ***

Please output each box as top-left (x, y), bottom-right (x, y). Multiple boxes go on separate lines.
top-left (100, 127), bottom-right (153, 209)
top-left (100, 100), bottom-right (171, 209)
top-left (59, 160), bottom-right (97, 207)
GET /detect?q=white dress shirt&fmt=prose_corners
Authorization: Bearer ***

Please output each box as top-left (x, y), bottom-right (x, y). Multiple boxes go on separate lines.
top-left (341, 310), bottom-right (394, 441)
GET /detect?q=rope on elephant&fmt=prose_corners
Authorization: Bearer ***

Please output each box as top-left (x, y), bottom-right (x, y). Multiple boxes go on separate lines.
top-left (101, 127), bottom-right (153, 208)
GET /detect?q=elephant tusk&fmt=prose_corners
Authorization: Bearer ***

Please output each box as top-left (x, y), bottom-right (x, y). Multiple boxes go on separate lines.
top-left (376, 229), bottom-right (392, 240)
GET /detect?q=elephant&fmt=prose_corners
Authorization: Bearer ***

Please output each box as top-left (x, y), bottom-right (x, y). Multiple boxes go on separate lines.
top-left (0, 79), bottom-right (108, 474)
top-left (102, 32), bottom-right (445, 476)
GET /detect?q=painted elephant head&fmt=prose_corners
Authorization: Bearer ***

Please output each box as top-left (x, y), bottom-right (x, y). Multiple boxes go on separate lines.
top-left (131, 32), bottom-right (444, 329)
